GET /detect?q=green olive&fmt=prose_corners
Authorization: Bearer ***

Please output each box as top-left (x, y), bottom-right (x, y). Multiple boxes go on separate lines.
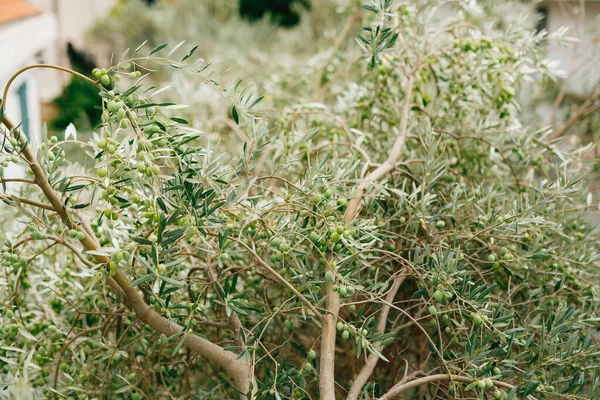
top-left (325, 271), bottom-right (334, 283)
top-left (100, 74), bottom-right (111, 86)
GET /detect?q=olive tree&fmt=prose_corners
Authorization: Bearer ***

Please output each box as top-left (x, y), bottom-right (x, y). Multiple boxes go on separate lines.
top-left (1, 1), bottom-right (599, 399)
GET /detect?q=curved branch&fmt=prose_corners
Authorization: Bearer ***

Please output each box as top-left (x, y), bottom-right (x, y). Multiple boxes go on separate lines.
top-left (548, 99), bottom-right (599, 143)
top-left (0, 194), bottom-right (55, 211)
top-left (2, 64), bottom-right (97, 110)
top-left (233, 238), bottom-right (322, 319)
top-left (346, 276), bottom-right (405, 400)
top-left (0, 178), bottom-right (35, 185)
top-left (345, 74), bottom-right (415, 223)
top-left (378, 374), bottom-right (535, 400)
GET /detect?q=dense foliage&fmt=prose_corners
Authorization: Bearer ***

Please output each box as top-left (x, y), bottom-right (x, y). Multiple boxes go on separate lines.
top-left (1, 1), bottom-right (599, 399)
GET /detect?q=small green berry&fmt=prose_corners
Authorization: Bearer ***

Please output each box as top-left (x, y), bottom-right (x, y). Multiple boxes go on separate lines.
top-left (100, 74), bottom-right (111, 86)
top-left (325, 271), bottom-right (334, 283)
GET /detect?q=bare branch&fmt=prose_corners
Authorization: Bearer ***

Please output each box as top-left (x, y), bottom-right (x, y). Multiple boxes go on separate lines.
top-left (345, 74), bottom-right (415, 223)
top-left (378, 374), bottom-right (536, 400)
top-left (1, 114), bottom-right (256, 398)
top-left (346, 276), bottom-right (406, 400)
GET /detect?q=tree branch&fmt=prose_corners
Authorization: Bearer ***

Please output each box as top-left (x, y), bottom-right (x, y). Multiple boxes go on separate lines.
top-left (346, 276), bottom-right (405, 400)
top-left (548, 90), bottom-right (599, 143)
top-left (378, 374), bottom-right (536, 400)
top-left (1, 114), bottom-right (255, 398)
top-left (311, 11), bottom-right (361, 101)
top-left (0, 194), bottom-right (54, 211)
top-left (345, 74), bottom-right (415, 223)
top-left (319, 282), bottom-right (341, 400)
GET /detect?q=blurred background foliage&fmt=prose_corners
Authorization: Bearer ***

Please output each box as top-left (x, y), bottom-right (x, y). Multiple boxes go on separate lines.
top-left (51, 0), bottom-right (357, 132)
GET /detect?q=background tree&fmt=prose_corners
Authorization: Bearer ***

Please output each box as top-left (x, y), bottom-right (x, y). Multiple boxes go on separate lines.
top-left (1, 1), bottom-right (599, 399)
top-left (239, 0), bottom-right (310, 27)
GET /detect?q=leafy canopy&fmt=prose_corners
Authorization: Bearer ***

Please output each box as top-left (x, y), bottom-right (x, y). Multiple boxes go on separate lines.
top-left (1, 1), bottom-right (599, 399)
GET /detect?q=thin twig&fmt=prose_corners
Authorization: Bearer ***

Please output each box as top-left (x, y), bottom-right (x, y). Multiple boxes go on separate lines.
top-left (347, 276), bottom-right (406, 400)
top-left (345, 74), bottom-right (415, 223)
top-left (378, 373), bottom-right (536, 400)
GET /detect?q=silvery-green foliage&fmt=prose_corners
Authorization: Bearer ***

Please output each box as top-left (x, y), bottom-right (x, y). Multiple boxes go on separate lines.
top-left (1, 1), bottom-right (599, 399)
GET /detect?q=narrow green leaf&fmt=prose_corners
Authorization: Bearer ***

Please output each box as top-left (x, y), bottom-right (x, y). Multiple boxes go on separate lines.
top-left (149, 43), bottom-right (168, 56)
top-left (232, 106), bottom-right (240, 124)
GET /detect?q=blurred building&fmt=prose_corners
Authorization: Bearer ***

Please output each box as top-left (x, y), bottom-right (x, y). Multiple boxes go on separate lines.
top-left (0, 0), bottom-right (115, 156)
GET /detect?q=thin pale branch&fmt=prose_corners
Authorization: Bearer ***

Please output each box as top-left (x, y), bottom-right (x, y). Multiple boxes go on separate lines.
top-left (345, 74), bottom-right (415, 223)
top-left (0, 194), bottom-right (55, 211)
top-left (347, 276), bottom-right (406, 400)
top-left (378, 374), bottom-right (536, 400)
top-left (1, 113), bottom-right (255, 398)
